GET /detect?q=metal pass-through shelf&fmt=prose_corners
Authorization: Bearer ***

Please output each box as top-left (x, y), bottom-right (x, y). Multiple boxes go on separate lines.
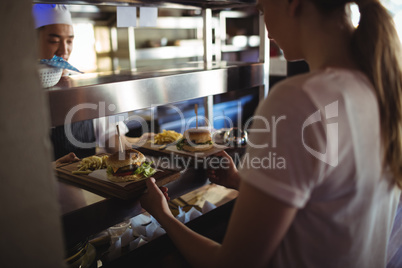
top-left (47, 61), bottom-right (264, 127)
top-left (36, 0), bottom-right (268, 127)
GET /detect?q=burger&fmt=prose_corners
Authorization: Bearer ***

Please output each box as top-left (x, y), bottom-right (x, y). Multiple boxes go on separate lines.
top-left (176, 128), bottom-right (213, 152)
top-left (105, 149), bottom-right (156, 182)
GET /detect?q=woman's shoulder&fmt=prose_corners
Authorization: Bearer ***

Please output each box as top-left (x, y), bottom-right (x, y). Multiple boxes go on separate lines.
top-left (256, 72), bottom-right (321, 121)
top-left (258, 67), bottom-right (371, 121)
top-left (272, 68), bottom-right (363, 90)
top-left (266, 71), bottom-right (318, 105)
top-left (270, 71), bottom-right (314, 93)
top-left (269, 68), bottom-right (371, 101)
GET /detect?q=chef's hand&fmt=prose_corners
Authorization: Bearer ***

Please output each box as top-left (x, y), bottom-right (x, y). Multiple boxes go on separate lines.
top-left (55, 152), bottom-right (80, 166)
top-left (207, 150), bottom-right (241, 190)
top-left (140, 177), bottom-right (172, 220)
top-left (55, 76), bottom-right (73, 88)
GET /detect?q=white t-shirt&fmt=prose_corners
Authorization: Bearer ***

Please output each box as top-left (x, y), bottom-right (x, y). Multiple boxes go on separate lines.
top-left (239, 68), bottom-right (401, 268)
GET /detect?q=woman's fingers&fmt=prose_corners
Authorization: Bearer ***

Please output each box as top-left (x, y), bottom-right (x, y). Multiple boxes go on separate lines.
top-left (208, 173), bottom-right (217, 180)
top-left (145, 177), bottom-right (157, 189)
top-left (213, 150), bottom-right (229, 157)
top-left (213, 150), bottom-right (233, 163)
top-left (144, 177), bottom-right (161, 196)
top-left (141, 177), bottom-right (172, 219)
top-left (159, 186), bottom-right (170, 201)
top-left (209, 170), bottom-right (216, 175)
top-left (160, 186), bottom-right (168, 193)
top-left (163, 192), bottom-right (170, 201)
top-left (144, 178), bottom-right (170, 202)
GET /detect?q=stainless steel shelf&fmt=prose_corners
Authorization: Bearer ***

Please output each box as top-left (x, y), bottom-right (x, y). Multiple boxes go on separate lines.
top-left (47, 62), bottom-right (264, 127)
top-left (33, 0), bottom-right (256, 9)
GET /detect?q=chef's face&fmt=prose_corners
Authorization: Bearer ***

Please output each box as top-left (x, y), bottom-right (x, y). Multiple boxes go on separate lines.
top-left (38, 24), bottom-right (74, 61)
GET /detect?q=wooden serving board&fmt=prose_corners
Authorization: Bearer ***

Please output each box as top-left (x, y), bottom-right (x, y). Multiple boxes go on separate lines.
top-left (55, 153), bottom-right (181, 200)
top-left (133, 140), bottom-right (227, 160)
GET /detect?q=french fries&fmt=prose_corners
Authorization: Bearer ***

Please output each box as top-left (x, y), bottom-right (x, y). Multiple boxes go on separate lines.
top-left (72, 155), bottom-right (109, 175)
top-left (153, 130), bottom-right (183, 145)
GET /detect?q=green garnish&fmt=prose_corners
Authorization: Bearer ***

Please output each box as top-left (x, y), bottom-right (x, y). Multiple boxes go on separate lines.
top-left (176, 138), bottom-right (185, 150)
top-left (134, 162), bottom-right (156, 177)
top-left (106, 166), bottom-right (113, 175)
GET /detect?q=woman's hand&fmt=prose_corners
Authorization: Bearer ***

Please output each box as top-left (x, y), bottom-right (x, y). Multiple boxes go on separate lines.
top-left (140, 177), bottom-right (172, 221)
top-left (55, 152), bottom-right (80, 166)
top-left (207, 150), bottom-right (241, 190)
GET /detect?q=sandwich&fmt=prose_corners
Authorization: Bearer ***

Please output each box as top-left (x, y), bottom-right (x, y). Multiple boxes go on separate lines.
top-left (105, 149), bottom-right (156, 182)
top-left (176, 128), bottom-right (213, 152)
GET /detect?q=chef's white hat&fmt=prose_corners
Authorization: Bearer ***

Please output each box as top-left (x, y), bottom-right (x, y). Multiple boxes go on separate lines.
top-left (32, 4), bottom-right (73, 29)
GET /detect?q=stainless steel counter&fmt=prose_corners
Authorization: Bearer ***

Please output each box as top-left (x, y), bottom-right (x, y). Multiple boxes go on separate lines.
top-left (47, 62), bottom-right (264, 127)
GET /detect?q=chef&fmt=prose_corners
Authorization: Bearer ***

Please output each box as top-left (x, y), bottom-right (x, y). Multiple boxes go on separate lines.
top-left (34, 4), bottom-right (74, 62)
top-left (33, 4), bottom-right (128, 160)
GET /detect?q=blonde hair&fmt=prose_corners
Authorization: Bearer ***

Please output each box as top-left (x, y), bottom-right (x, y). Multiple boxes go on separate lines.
top-left (352, 0), bottom-right (402, 189)
top-left (312, 0), bottom-right (402, 188)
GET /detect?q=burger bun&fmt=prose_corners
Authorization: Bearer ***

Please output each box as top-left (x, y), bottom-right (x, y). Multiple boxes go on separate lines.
top-left (184, 128), bottom-right (212, 144)
top-left (181, 128), bottom-right (213, 152)
top-left (105, 149), bottom-right (145, 170)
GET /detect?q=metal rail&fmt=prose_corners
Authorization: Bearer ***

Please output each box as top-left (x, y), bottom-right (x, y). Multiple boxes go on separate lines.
top-left (47, 62), bottom-right (264, 127)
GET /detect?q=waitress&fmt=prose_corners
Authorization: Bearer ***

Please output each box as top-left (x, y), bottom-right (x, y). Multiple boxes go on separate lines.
top-left (140, 0), bottom-right (401, 267)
